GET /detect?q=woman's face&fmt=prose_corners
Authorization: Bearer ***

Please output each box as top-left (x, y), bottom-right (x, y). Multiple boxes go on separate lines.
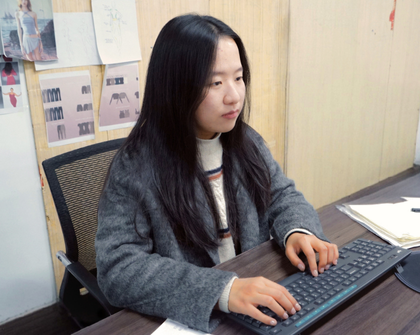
top-left (20, 0), bottom-right (29, 9)
top-left (194, 37), bottom-right (246, 139)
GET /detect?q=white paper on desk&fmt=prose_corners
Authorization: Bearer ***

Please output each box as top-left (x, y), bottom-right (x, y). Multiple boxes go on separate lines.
top-left (91, 0), bottom-right (142, 64)
top-left (35, 13), bottom-right (102, 71)
top-left (348, 198), bottom-right (420, 239)
top-left (151, 319), bottom-right (211, 335)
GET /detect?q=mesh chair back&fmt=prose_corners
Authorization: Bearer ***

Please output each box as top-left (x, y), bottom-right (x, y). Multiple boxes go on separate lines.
top-left (42, 139), bottom-right (125, 271)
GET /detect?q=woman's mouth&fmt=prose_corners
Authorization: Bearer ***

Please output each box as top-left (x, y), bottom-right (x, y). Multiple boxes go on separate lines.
top-left (222, 110), bottom-right (239, 119)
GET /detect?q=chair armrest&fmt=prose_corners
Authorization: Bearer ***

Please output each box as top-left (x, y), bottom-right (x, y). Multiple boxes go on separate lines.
top-left (56, 251), bottom-right (121, 315)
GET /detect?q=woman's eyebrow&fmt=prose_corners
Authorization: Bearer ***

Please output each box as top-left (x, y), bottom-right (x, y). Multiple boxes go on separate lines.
top-left (212, 67), bottom-right (243, 76)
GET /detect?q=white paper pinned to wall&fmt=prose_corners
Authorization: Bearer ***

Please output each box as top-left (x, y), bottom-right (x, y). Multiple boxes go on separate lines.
top-left (91, 0), bottom-right (142, 64)
top-left (35, 12), bottom-right (102, 71)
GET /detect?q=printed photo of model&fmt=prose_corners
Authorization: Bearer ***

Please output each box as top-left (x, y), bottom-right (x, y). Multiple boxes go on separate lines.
top-left (0, 0), bottom-right (57, 61)
top-left (3, 87), bottom-right (21, 107)
top-left (1, 62), bottom-right (20, 85)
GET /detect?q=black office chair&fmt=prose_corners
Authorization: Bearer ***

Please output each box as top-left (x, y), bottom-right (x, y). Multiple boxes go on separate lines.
top-left (42, 138), bottom-right (125, 328)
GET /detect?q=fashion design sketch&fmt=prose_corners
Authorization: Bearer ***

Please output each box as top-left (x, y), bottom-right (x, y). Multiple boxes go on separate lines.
top-left (91, 0), bottom-right (141, 64)
top-left (99, 62), bottom-right (140, 130)
top-left (39, 70), bottom-right (95, 147)
top-left (34, 12), bottom-right (102, 71)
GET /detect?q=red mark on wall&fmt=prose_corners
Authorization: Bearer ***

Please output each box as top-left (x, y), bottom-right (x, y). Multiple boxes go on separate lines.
top-left (2, 55), bottom-right (13, 62)
top-left (39, 165), bottom-right (44, 188)
top-left (389, 0), bottom-right (397, 30)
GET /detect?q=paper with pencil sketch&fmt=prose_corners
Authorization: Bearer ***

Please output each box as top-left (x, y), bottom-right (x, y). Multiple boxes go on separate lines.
top-left (338, 197), bottom-right (420, 249)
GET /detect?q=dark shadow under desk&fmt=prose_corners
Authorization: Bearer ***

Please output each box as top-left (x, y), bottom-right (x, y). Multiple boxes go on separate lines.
top-left (74, 167), bottom-right (420, 335)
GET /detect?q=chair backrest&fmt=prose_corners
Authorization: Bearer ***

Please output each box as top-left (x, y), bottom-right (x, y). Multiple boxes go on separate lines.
top-left (42, 138), bottom-right (125, 271)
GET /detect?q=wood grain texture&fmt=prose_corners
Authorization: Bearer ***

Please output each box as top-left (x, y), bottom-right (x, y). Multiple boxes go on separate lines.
top-left (380, 0), bottom-right (420, 179)
top-left (73, 168), bottom-right (420, 335)
top-left (286, 0), bottom-right (420, 209)
top-left (210, 0), bottom-right (289, 166)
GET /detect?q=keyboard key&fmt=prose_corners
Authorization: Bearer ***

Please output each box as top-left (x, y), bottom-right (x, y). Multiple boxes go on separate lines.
top-left (252, 319), bottom-right (262, 327)
top-left (282, 319), bottom-right (294, 327)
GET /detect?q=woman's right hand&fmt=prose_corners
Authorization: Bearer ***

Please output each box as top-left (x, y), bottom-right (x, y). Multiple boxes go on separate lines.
top-left (228, 277), bottom-right (301, 326)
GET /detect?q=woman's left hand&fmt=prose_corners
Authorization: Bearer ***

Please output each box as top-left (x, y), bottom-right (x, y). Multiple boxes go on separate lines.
top-left (285, 233), bottom-right (339, 277)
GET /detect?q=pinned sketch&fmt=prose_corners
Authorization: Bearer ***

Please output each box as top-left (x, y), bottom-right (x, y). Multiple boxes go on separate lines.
top-left (35, 12), bottom-right (102, 71)
top-left (39, 71), bottom-right (95, 147)
top-left (0, 56), bottom-right (25, 114)
top-left (0, 0), bottom-right (57, 61)
top-left (91, 0), bottom-right (141, 64)
top-left (99, 61), bottom-right (140, 130)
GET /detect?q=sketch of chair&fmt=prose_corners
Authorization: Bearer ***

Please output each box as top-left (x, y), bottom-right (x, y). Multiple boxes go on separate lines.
top-left (57, 125), bottom-right (66, 139)
top-left (57, 106), bottom-right (64, 119)
top-left (109, 93), bottom-right (121, 104)
top-left (48, 88), bottom-right (54, 102)
top-left (52, 88), bottom-right (61, 102)
top-left (135, 91), bottom-right (139, 99)
top-left (115, 77), bottom-right (124, 85)
top-left (50, 107), bottom-right (57, 121)
top-left (45, 109), bottom-right (50, 122)
top-left (77, 104), bottom-right (83, 112)
top-left (42, 89), bottom-right (49, 103)
top-left (119, 92), bottom-right (129, 103)
top-left (83, 104), bottom-right (89, 111)
top-left (54, 107), bottom-right (62, 120)
top-left (55, 88), bottom-right (62, 101)
top-left (82, 85), bottom-right (91, 94)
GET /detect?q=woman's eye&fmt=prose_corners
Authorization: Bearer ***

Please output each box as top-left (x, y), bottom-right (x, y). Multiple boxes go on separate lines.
top-left (236, 76), bottom-right (243, 81)
top-left (212, 81), bottom-right (222, 86)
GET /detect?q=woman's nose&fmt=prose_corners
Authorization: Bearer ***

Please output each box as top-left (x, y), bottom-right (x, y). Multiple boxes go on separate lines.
top-left (223, 82), bottom-right (241, 105)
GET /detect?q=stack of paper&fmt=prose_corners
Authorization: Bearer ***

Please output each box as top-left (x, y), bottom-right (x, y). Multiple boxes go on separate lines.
top-left (337, 197), bottom-right (420, 249)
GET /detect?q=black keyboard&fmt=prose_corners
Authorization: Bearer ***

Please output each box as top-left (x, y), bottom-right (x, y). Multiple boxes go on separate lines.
top-left (227, 238), bottom-right (411, 335)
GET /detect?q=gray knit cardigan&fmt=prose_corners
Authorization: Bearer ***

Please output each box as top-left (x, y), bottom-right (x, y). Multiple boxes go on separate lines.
top-left (95, 128), bottom-right (328, 333)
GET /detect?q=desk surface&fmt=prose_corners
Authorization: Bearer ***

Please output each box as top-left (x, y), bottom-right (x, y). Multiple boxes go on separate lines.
top-left (75, 168), bottom-right (420, 335)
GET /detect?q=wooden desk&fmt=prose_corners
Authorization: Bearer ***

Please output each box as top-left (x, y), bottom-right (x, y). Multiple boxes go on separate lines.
top-left (74, 168), bottom-right (420, 335)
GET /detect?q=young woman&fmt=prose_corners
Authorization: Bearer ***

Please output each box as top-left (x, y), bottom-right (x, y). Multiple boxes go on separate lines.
top-left (1, 63), bottom-right (17, 85)
top-left (96, 14), bottom-right (338, 333)
top-left (3, 88), bottom-right (21, 107)
top-left (15, 0), bottom-right (44, 61)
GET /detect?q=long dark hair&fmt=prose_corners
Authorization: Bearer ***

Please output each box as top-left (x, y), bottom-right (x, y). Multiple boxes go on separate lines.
top-left (3, 63), bottom-right (13, 76)
top-left (124, 14), bottom-right (271, 250)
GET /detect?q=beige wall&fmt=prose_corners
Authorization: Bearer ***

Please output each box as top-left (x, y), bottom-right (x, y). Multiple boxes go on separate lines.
top-left (286, 0), bottom-right (420, 209)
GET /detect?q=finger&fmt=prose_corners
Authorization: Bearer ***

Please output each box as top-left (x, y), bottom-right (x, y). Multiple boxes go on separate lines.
top-left (315, 242), bottom-right (328, 273)
top-left (332, 243), bottom-right (339, 265)
top-left (246, 305), bottom-right (280, 327)
top-left (324, 243), bottom-right (335, 269)
top-left (300, 239), bottom-right (318, 276)
top-left (261, 286), bottom-right (299, 315)
top-left (285, 245), bottom-right (306, 272)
